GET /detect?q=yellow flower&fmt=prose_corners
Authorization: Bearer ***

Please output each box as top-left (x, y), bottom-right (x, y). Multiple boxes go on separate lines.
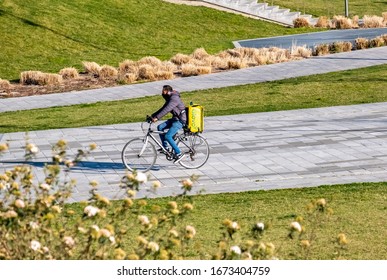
top-left (168, 201), bottom-right (178, 209)
top-left (181, 178), bottom-right (193, 190)
top-left (114, 248), bottom-right (126, 260)
top-left (56, 139), bottom-right (67, 148)
top-left (89, 143), bottom-right (97, 150)
top-left (15, 199), bottom-right (25, 208)
top-left (4, 210), bottom-right (18, 219)
top-left (127, 190), bottom-right (136, 198)
top-left (51, 205), bottom-right (62, 213)
top-left (316, 198), bottom-right (327, 207)
top-left (127, 254), bottom-right (139, 260)
top-left (136, 236), bottom-right (148, 245)
top-left (337, 233), bottom-right (348, 245)
top-left (183, 203), bottom-right (194, 211)
top-left (300, 240), bottom-right (311, 248)
top-left (169, 229), bottom-right (179, 238)
top-left (159, 249), bottom-right (169, 260)
top-left (124, 198), bottom-right (133, 207)
top-left (89, 180), bottom-right (99, 187)
top-left (0, 143), bottom-right (9, 152)
top-left (152, 181), bottom-right (161, 189)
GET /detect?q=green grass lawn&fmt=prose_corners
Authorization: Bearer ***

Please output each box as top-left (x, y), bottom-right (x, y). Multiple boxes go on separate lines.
top-left (64, 182), bottom-right (387, 259)
top-left (271, 0), bottom-right (387, 17)
top-left (1, 64), bottom-right (386, 133)
top-left (0, 0), bottom-right (314, 80)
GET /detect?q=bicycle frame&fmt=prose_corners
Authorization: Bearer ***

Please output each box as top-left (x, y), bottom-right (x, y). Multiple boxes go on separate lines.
top-left (140, 122), bottom-right (174, 158)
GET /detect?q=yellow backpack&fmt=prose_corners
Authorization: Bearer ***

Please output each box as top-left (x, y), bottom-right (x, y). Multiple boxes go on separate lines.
top-left (186, 103), bottom-right (204, 133)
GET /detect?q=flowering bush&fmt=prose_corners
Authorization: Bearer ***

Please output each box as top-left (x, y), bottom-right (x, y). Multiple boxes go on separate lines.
top-left (0, 141), bottom-right (348, 260)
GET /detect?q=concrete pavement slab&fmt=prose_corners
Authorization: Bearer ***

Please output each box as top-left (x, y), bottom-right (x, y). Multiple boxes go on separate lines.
top-left (2, 102), bottom-right (387, 201)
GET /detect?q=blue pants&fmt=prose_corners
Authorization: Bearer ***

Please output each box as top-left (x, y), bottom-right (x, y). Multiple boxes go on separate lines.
top-left (157, 119), bottom-right (183, 155)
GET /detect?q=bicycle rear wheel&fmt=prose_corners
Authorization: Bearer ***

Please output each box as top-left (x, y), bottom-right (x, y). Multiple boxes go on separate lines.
top-left (121, 138), bottom-right (156, 172)
top-left (176, 133), bottom-right (210, 169)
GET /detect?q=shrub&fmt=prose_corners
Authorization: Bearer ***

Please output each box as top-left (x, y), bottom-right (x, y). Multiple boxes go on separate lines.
top-left (170, 53), bottom-right (190, 65)
top-left (210, 56), bottom-right (229, 70)
top-left (40, 73), bottom-right (63, 85)
top-left (82, 61), bottom-right (101, 76)
top-left (154, 70), bottom-right (174, 80)
top-left (20, 71), bottom-right (44, 85)
top-left (329, 41), bottom-right (353, 53)
top-left (363, 15), bottom-right (385, 28)
top-left (196, 66), bottom-right (212, 75)
top-left (181, 63), bottom-right (198, 76)
top-left (20, 71), bottom-right (62, 86)
top-left (227, 57), bottom-right (248, 69)
top-left (0, 78), bottom-right (11, 90)
top-left (99, 65), bottom-right (118, 80)
top-left (118, 73), bottom-right (138, 84)
top-left (332, 15), bottom-right (353, 29)
top-left (118, 60), bottom-right (139, 74)
top-left (138, 56), bottom-right (162, 67)
top-left (369, 36), bottom-right (385, 48)
top-left (138, 64), bottom-right (156, 81)
top-left (383, 12), bottom-right (387, 24)
top-left (191, 48), bottom-right (210, 60)
top-left (315, 16), bottom-right (329, 28)
top-left (291, 46), bottom-right (312, 59)
top-left (59, 67), bottom-right (79, 79)
top-left (355, 38), bottom-right (370, 49)
top-left (314, 44), bottom-right (330, 56)
top-left (293, 17), bottom-right (310, 28)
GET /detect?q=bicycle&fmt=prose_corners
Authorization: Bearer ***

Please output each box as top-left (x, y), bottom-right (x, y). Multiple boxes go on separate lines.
top-left (121, 117), bottom-right (210, 172)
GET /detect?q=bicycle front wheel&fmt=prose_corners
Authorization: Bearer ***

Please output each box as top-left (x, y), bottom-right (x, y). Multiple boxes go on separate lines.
top-left (177, 134), bottom-right (210, 169)
top-left (121, 138), bottom-right (156, 172)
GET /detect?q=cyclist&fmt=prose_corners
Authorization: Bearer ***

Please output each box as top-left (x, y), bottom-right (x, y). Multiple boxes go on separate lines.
top-left (151, 85), bottom-right (187, 163)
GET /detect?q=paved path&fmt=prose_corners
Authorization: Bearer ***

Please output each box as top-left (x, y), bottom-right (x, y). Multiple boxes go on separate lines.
top-left (1, 46), bottom-right (387, 113)
top-left (235, 27), bottom-right (387, 49)
top-left (1, 47), bottom-right (387, 201)
top-left (2, 102), bottom-right (387, 202)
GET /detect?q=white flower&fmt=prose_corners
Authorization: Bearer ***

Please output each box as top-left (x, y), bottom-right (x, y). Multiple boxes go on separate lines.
top-left (231, 221), bottom-right (239, 229)
top-left (14, 199), bottom-right (25, 208)
top-left (99, 229), bottom-right (111, 238)
top-left (135, 172), bottom-right (147, 183)
top-left (39, 183), bottom-right (51, 191)
top-left (63, 236), bottom-right (75, 248)
top-left (84, 205), bottom-right (100, 217)
top-left (230, 245), bottom-right (241, 255)
top-left (256, 222), bottom-right (265, 231)
top-left (186, 225), bottom-right (196, 237)
top-left (138, 215), bottom-right (150, 226)
top-left (29, 221), bottom-right (39, 230)
top-left (27, 143), bottom-right (39, 154)
top-left (290, 221), bottom-right (302, 232)
top-left (109, 236), bottom-right (116, 245)
top-left (30, 240), bottom-right (41, 251)
top-left (147, 242), bottom-right (159, 252)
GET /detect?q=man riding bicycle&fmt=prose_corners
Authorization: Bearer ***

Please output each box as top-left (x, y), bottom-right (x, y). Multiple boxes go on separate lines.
top-left (151, 85), bottom-right (187, 163)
